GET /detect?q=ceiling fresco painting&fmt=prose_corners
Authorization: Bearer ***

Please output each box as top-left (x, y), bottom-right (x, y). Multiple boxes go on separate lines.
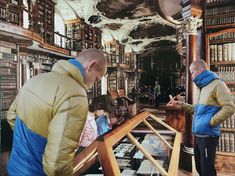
top-left (54, 0), bottom-right (183, 53)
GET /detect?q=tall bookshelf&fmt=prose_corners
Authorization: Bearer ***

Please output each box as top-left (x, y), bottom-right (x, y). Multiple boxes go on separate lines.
top-left (65, 19), bottom-right (102, 51)
top-left (36, 0), bottom-right (55, 44)
top-left (127, 73), bottom-right (135, 94)
top-left (0, 0), bottom-right (22, 25)
top-left (108, 72), bottom-right (117, 91)
top-left (87, 80), bottom-right (102, 104)
top-left (93, 27), bottom-right (102, 49)
top-left (118, 73), bottom-right (125, 90)
top-left (104, 40), bottom-right (126, 93)
top-left (19, 51), bottom-right (64, 85)
top-left (0, 41), bottom-right (18, 154)
top-left (65, 20), bottom-right (82, 51)
top-left (104, 40), bottom-right (124, 64)
top-left (205, 0), bottom-right (235, 173)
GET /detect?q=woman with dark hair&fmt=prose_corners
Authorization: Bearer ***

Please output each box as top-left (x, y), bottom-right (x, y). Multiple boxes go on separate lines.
top-left (79, 94), bottom-right (115, 147)
top-left (92, 95), bottom-right (116, 136)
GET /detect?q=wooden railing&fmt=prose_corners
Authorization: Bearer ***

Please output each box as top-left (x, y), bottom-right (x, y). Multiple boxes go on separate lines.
top-left (54, 32), bottom-right (72, 50)
top-left (73, 111), bottom-right (182, 176)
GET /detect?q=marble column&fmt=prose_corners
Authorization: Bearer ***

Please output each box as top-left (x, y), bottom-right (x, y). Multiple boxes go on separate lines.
top-left (21, 57), bottom-right (27, 86)
top-left (183, 16), bottom-right (202, 148)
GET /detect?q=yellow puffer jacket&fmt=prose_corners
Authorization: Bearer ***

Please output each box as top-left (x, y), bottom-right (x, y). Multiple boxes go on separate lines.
top-left (7, 60), bottom-right (88, 175)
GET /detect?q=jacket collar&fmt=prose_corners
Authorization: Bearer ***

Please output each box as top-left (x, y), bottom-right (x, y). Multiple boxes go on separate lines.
top-left (194, 70), bottom-right (219, 88)
top-left (68, 59), bottom-right (85, 79)
top-left (51, 60), bottom-right (88, 90)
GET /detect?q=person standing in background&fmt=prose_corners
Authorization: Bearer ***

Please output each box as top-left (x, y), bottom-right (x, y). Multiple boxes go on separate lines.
top-left (154, 80), bottom-right (161, 107)
top-left (167, 59), bottom-right (235, 176)
top-left (7, 49), bottom-right (107, 176)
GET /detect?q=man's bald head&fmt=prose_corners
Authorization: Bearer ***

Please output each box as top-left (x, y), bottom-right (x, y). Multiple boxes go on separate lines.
top-left (189, 59), bottom-right (208, 80)
top-left (190, 59), bottom-right (208, 71)
top-left (75, 49), bottom-right (107, 88)
top-left (76, 49), bottom-right (106, 71)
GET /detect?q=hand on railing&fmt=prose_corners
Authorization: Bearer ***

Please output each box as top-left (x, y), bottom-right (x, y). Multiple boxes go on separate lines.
top-left (166, 93), bottom-right (184, 109)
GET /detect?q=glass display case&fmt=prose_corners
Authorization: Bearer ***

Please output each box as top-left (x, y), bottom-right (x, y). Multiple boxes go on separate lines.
top-left (73, 111), bottom-right (181, 176)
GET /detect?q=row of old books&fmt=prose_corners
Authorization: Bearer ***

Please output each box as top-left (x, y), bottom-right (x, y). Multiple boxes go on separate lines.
top-left (206, 16), bottom-right (235, 26)
top-left (227, 84), bottom-right (235, 92)
top-left (0, 61), bottom-right (17, 90)
top-left (206, 0), bottom-right (231, 3)
top-left (232, 95), bottom-right (235, 102)
top-left (65, 20), bottom-right (102, 51)
top-left (0, 53), bottom-right (17, 61)
top-left (209, 43), bottom-right (235, 62)
top-left (221, 114), bottom-right (235, 129)
top-left (0, 96), bottom-right (15, 110)
top-left (214, 67), bottom-right (235, 82)
top-left (0, 43), bottom-right (18, 121)
top-left (210, 32), bottom-right (235, 42)
top-left (217, 132), bottom-right (235, 153)
top-left (0, 111), bottom-right (8, 120)
top-left (206, 5), bottom-right (235, 16)
top-left (109, 73), bottom-right (117, 90)
top-left (0, 81), bottom-right (17, 89)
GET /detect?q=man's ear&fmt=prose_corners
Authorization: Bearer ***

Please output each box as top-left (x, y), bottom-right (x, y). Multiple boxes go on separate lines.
top-left (88, 61), bottom-right (97, 71)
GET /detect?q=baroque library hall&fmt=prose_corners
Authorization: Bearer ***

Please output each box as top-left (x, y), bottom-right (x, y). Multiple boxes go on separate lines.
top-left (0, 0), bottom-right (235, 176)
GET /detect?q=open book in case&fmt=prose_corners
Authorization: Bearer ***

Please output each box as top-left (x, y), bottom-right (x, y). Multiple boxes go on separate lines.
top-left (73, 111), bottom-right (181, 176)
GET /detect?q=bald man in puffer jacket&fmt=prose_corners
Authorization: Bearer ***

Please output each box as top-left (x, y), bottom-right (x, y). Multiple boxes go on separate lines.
top-left (167, 59), bottom-right (235, 176)
top-left (7, 49), bottom-right (107, 176)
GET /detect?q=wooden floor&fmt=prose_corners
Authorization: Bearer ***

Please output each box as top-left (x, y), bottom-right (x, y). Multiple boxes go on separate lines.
top-left (178, 170), bottom-right (235, 176)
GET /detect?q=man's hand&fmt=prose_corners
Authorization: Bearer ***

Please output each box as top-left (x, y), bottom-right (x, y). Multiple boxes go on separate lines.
top-left (166, 95), bottom-right (183, 109)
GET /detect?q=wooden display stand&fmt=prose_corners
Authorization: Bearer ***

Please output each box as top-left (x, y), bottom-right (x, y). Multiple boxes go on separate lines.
top-left (163, 106), bottom-right (185, 133)
top-left (73, 111), bottom-right (182, 176)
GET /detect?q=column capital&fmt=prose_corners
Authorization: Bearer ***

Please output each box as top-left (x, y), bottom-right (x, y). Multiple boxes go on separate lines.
top-left (33, 62), bottom-right (40, 69)
top-left (183, 16), bottom-right (202, 35)
top-left (31, 0), bottom-right (37, 5)
top-left (21, 58), bottom-right (27, 64)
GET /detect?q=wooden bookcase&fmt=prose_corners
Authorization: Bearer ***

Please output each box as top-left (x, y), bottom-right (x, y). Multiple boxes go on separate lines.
top-left (36, 0), bottom-right (55, 44)
top-left (104, 40), bottom-right (124, 64)
top-left (124, 52), bottom-right (136, 95)
top-left (0, 41), bottom-right (18, 121)
top-left (93, 27), bottom-right (102, 49)
top-left (205, 0), bottom-right (235, 173)
top-left (127, 73), bottom-right (135, 94)
top-left (65, 19), bottom-right (82, 51)
top-left (124, 52), bottom-right (135, 70)
top-left (87, 80), bottom-right (102, 103)
top-left (104, 40), bottom-right (126, 93)
top-left (0, 41), bottom-right (18, 155)
top-left (108, 71), bottom-right (117, 91)
top-left (19, 50), bottom-right (66, 85)
top-left (118, 73), bottom-right (125, 90)
top-left (65, 19), bottom-right (102, 51)
top-left (0, 0), bottom-right (23, 25)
